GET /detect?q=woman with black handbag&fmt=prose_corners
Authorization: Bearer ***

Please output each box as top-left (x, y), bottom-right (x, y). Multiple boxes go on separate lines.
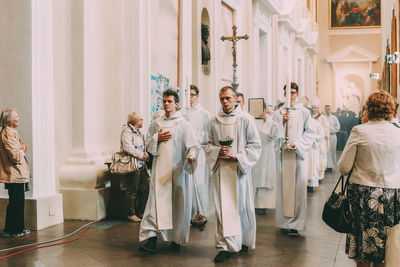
top-left (338, 90), bottom-right (400, 267)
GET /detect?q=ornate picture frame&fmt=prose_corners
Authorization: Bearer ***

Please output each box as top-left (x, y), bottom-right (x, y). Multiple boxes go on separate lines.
top-left (248, 98), bottom-right (265, 119)
top-left (329, 0), bottom-right (381, 29)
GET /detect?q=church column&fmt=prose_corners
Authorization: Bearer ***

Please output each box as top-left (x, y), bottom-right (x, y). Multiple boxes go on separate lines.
top-left (272, 15), bottom-right (279, 104)
top-left (27, 0), bottom-right (63, 230)
top-left (242, 0), bottom-right (255, 98)
top-left (122, 0), bottom-right (151, 126)
top-left (59, 0), bottom-right (125, 220)
top-left (211, 0), bottom-right (222, 114)
top-left (0, 0), bottom-right (64, 230)
top-left (331, 63), bottom-right (337, 108)
top-left (179, 0), bottom-right (193, 97)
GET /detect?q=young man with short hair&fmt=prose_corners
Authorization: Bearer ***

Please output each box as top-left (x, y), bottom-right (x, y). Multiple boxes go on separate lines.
top-left (205, 86), bottom-right (261, 262)
top-left (139, 89), bottom-right (198, 253)
top-left (273, 82), bottom-right (315, 237)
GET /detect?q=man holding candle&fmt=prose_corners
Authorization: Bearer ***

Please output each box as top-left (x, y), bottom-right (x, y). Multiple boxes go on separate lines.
top-left (182, 85), bottom-right (210, 227)
top-left (272, 82), bottom-right (315, 237)
top-left (204, 86), bottom-right (261, 262)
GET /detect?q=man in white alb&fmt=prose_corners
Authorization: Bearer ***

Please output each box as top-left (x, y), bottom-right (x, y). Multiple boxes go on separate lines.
top-left (252, 106), bottom-right (278, 214)
top-left (324, 105), bottom-right (340, 173)
top-left (236, 92), bottom-right (245, 111)
top-left (310, 98), bottom-right (329, 182)
top-left (139, 89), bottom-right (198, 253)
top-left (205, 86), bottom-right (261, 262)
top-left (273, 82), bottom-right (315, 237)
top-left (182, 85), bottom-right (210, 226)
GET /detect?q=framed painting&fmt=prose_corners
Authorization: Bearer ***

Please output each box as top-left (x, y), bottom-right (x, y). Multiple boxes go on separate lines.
top-left (248, 98), bottom-right (265, 119)
top-left (329, 0), bottom-right (381, 29)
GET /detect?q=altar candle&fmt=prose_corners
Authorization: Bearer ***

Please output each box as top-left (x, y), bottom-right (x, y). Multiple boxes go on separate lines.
top-left (186, 74), bottom-right (191, 109)
top-left (286, 71), bottom-right (291, 108)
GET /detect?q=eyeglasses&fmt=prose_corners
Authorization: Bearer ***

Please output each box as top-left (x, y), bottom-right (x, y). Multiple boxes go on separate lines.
top-left (190, 94), bottom-right (198, 97)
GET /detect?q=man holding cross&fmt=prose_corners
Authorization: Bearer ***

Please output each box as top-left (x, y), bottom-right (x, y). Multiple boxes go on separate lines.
top-left (272, 82), bottom-right (315, 237)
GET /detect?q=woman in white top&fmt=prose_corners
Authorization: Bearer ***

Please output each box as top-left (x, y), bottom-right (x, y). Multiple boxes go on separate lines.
top-left (120, 112), bottom-right (149, 222)
top-left (338, 90), bottom-right (400, 267)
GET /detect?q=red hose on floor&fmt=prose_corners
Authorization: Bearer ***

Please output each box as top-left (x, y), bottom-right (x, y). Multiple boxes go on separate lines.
top-left (0, 219), bottom-right (104, 260)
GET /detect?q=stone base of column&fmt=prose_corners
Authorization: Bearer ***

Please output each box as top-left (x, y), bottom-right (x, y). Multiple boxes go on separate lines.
top-left (60, 187), bottom-right (110, 220)
top-left (0, 193), bottom-right (64, 230)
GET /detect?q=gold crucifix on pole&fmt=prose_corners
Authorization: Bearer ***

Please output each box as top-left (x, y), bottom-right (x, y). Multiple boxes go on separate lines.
top-left (221, 25), bottom-right (249, 91)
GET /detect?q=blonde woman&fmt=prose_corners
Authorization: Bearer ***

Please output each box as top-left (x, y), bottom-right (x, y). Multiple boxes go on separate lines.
top-left (0, 109), bottom-right (30, 237)
top-left (120, 112), bottom-right (149, 222)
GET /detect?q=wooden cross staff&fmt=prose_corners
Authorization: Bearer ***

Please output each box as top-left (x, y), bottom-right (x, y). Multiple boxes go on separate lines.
top-left (221, 25), bottom-right (249, 67)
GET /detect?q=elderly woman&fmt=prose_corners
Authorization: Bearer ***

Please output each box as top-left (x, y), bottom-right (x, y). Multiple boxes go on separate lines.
top-left (338, 91), bottom-right (400, 267)
top-left (0, 109), bottom-right (30, 237)
top-left (120, 112), bottom-right (149, 222)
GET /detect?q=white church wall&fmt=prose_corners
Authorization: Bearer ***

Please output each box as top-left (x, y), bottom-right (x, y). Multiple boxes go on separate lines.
top-left (241, 0), bottom-right (254, 100)
top-left (0, 0), bottom-right (65, 230)
top-left (295, 41), bottom-right (305, 97)
top-left (59, 0), bottom-right (126, 220)
top-left (278, 24), bottom-right (292, 103)
top-left (125, 0), bottom-right (151, 128)
top-left (253, 1), bottom-right (274, 105)
top-left (0, 0), bottom-right (32, 198)
top-left (53, 0), bottom-right (72, 194)
top-left (151, 0), bottom-right (179, 87)
top-left (83, 0), bottom-right (124, 156)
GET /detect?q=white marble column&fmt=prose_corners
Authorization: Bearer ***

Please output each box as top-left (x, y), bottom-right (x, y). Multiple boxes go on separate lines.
top-left (179, 0), bottom-right (193, 98)
top-left (59, 0), bottom-right (126, 220)
top-left (123, 0), bottom-right (151, 127)
top-left (24, 0), bottom-right (64, 230)
top-left (0, 0), bottom-right (64, 231)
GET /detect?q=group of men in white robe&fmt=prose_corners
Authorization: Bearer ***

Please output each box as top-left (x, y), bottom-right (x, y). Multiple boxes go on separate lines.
top-left (138, 82), bottom-right (341, 262)
top-left (138, 86), bottom-right (261, 263)
top-left (252, 83), bottom-right (342, 236)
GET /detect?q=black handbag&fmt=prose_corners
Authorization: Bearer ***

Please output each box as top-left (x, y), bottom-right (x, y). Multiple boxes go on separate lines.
top-left (322, 170), bottom-right (353, 233)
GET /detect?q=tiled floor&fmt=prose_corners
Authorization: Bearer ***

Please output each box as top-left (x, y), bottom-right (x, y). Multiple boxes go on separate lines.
top-left (0, 169), bottom-right (354, 266)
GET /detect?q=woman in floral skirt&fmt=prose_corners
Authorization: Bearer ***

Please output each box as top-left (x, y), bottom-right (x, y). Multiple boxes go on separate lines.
top-left (338, 90), bottom-right (400, 267)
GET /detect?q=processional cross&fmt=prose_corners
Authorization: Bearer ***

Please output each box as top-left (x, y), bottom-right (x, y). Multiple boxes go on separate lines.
top-left (221, 25), bottom-right (249, 91)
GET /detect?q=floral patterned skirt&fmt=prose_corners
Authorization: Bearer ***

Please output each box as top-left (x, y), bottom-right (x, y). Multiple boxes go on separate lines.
top-left (346, 183), bottom-right (400, 263)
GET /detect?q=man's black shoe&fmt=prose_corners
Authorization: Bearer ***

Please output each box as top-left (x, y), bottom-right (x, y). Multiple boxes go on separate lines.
top-left (325, 168), bottom-right (332, 173)
top-left (170, 242), bottom-right (181, 251)
top-left (139, 236), bottom-right (157, 253)
top-left (307, 186), bottom-right (314, 193)
top-left (288, 229), bottom-right (299, 237)
top-left (214, 251), bottom-right (229, 262)
top-left (240, 245), bottom-right (248, 252)
top-left (280, 228), bottom-right (289, 234)
top-left (255, 208), bottom-right (267, 215)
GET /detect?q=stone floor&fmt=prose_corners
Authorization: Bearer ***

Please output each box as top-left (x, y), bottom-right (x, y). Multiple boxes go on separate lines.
top-left (0, 169), bottom-right (354, 267)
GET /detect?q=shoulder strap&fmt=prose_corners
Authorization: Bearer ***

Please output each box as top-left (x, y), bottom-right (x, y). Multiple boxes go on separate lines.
top-left (392, 122), bottom-right (400, 128)
top-left (120, 125), bottom-right (134, 152)
top-left (333, 168), bottom-right (353, 194)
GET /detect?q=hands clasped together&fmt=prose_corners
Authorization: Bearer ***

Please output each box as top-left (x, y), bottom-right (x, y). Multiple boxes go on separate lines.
top-left (158, 129), bottom-right (196, 164)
